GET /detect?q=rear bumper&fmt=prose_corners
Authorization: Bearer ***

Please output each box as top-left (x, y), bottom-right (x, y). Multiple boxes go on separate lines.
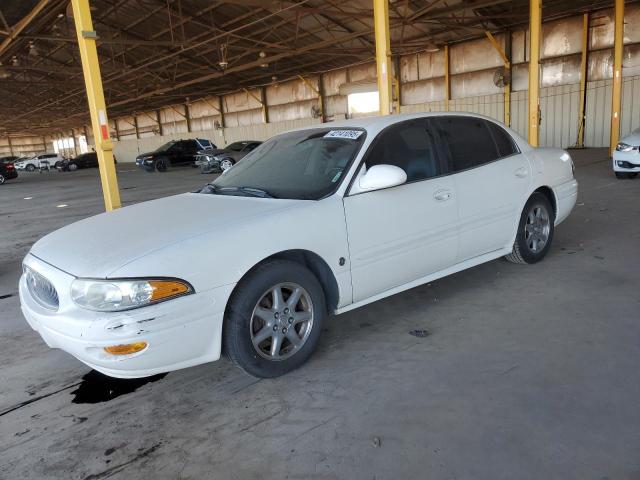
top-left (553, 178), bottom-right (578, 225)
top-left (3, 170), bottom-right (17, 179)
top-left (19, 254), bottom-right (234, 378)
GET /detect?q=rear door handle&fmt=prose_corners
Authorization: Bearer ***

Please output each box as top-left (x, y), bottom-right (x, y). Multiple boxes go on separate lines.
top-left (515, 167), bottom-right (529, 178)
top-left (434, 189), bottom-right (453, 201)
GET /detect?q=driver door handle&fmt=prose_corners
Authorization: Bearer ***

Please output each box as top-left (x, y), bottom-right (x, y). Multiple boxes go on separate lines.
top-left (434, 189), bottom-right (453, 202)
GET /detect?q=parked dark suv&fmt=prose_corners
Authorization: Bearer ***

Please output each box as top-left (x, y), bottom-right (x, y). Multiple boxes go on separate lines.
top-left (58, 152), bottom-right (98, 171)
top-left (136, 138), bottom-right (216, 172)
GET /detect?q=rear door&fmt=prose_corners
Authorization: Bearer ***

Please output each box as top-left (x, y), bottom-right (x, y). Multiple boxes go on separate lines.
top-left (433, 116), bottom-right (531, 262)
top-left (343, 118), bottom-right (459, 302)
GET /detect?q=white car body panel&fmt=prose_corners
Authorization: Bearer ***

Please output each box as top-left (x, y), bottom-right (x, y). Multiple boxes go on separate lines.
top-left (19, 112), bottom-right (578, 378)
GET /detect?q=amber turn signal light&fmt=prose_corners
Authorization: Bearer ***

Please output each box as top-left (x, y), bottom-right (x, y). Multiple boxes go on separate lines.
top-left (104, 342), bottom-right (148, 355)
top-left (149, 280), bottom-right (190, 301)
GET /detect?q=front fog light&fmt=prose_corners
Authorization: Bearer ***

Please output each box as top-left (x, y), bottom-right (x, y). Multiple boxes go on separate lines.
top-left (71, 278), bottom-right (192, 311)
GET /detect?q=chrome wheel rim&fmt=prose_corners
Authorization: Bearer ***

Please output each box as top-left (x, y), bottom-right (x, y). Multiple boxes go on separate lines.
top-left (524, 204), bottom-right (550, 253)
top-left (220, 159), bottom-right (233, 171)
top-left (250, 283), bottom-right (314, 361)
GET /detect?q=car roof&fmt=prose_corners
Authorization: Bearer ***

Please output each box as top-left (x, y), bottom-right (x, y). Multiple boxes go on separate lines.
top-left (285, 112), bottom-right (530, 150)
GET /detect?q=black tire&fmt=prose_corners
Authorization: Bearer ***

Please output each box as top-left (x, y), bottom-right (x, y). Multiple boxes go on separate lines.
top-left (68, 163), bottom-right (78, 171)
top-left (0, 174), bottom-right (5, 185)
top-left (223, 259), bottom-right (327, 378)
top-left (155, 158), bottom-right (169, 172)
top-left (26, 164), bottom-right (36, 172)
top-left (505, 192), bottom-right (555, 264)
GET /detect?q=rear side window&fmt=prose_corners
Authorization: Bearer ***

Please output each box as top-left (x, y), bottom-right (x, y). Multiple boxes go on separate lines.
top-left (365, 119), bottom-right (441, 182)
top-left (434, 116), bottom-right (499, 173)
top-left (488, 122), bottom-right (519, 158)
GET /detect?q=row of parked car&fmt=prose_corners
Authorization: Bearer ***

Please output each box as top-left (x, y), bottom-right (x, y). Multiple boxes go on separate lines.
top-left (1, 138), bottom-right (262, 185)
top-left (135, 138), bottom-right (261, 173)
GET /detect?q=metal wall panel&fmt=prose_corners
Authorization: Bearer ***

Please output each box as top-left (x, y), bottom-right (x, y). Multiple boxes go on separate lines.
top-left (417, 50), bottom-right (445, 80)
top-left (450, 35), bottom-right (504, 75)
top-left (401, 78), bottom-right (445, 104)
top-left (539, 84), bottom-right (580, 148)
top-left (267, 77), bottom-right (318, 106)
top-left (322, 69), bottom-right (347, 96)
top-left (585, 79), bottom-right (612, 147)
top-left (451, 69), bottom-right (502, 98)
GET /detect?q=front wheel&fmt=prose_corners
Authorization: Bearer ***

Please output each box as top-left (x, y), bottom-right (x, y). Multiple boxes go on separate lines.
top-left (0, 174), bottom-right (5, 185)
top-left (68, 163), bottom-right (78, 171)
top-left (26, 164), bottom-right (35, 172)
top-left (505, 192), bottom-right (555, 264)
top-left (223, 260), bottom-right (326, 378)
top-left (220, 158), bottom-right (235, 172)
top-left (155, 158), bottom-right (169, 172)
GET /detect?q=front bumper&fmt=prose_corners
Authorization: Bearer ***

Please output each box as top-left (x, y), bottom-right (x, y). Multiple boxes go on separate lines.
top-left (553, 178), bottom-right (578, 225)
top-left (19, 254), bottom-right (234, 378)
top-left (612, 150), bottom-right (640, 172)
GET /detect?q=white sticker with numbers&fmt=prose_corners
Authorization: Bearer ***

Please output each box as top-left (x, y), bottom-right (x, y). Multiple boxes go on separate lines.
top-left (324, 130), bottom-right (364, 140)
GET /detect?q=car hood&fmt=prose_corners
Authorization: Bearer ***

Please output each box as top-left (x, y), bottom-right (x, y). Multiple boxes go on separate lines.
top-left (137, 151), bottom-right (160, 158)
top-left (621, 128), bottom-right (640, 146)
top-left (30, 193), bottom-right (302, 278)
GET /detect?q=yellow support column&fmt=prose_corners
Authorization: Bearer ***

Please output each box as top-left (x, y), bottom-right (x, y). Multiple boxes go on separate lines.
top-left (373, 0), bottom-right (392, 115)
top-left (610, 0), bottom-right (624, 156)
top-left (528, 0), bottom-right (541, 146)
top-left (576, 13), bottom-right (589, 148)
top-left (444, 45), bottom-right (451, 111)
top-left (71, 0), bottom-right (121, 211)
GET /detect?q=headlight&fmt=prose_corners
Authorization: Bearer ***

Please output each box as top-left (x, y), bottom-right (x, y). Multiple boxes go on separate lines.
top-left (616, 142), bottom-right (635, 152)
top-left (71, 278), bottom-right (193, 311)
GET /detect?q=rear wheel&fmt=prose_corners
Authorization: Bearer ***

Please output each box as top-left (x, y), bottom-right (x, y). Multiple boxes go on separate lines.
top-left (0, 174), bottom-right (5, 185)
top-left (68, 163), bottom-right (78, 171)
top-left (223, 260), bottom-right (326, 378)
top-left (505, 192), bottom-right (555, 264)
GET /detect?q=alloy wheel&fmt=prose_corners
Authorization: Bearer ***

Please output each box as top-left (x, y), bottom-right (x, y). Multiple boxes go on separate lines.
top-left (524, 204), bottom-right (550, 253)
top-left (250, 283), bottom-right (314, 361)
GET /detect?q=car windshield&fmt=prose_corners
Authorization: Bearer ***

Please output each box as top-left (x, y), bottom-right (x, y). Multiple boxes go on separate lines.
top-left (155, 141), bottom-right (177, 152)
top-left (205, 127), bottom-right (366, 200)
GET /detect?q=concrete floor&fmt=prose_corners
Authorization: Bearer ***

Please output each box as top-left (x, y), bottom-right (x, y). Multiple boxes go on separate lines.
top-left (1, 151), bottom-right (639, 480)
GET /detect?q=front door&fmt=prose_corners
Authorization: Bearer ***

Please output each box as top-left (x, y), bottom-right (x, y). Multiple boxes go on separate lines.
top-left (343, 118), bottom-right (459, 303)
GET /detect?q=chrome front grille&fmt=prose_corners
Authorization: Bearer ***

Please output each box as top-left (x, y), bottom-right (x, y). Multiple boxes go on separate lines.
top-left (25, 266), bottom-right (59, 311)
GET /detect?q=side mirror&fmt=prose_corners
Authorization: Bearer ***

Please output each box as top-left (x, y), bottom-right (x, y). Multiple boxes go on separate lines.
top-left (356, 164), bottom-right (407, 193)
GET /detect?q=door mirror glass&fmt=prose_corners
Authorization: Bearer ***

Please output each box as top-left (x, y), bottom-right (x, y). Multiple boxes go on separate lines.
top-left (356, 164), bottom-right (407, 193)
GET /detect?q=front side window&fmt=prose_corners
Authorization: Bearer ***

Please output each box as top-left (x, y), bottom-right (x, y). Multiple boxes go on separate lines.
top-left (434, 116), bottom-right (499, 173)
top-left (208, 128), bottom-right (366, 200)
top-left (364, 119), bottom-right (441, 182)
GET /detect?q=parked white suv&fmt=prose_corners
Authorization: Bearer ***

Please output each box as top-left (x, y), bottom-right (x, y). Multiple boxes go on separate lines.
top-left (14, 153), bottom-right (64, 172)
top-left (20, 113), bottom-right (578, 379)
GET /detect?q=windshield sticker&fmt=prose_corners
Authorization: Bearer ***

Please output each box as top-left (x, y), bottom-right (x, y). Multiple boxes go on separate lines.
top-left (324, 130), bottom-right (364, 140)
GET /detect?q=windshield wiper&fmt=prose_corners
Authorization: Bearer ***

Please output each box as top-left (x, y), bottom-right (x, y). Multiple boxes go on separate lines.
top-left (200, 184), bottom-right (275, 198)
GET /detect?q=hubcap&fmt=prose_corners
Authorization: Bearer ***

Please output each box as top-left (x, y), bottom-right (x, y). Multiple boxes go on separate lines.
top-left (221, 159), bottom-right (233, 171)
top-left (524, 204), bottom-right (550, 253)
top-left (250, 283), bottom-right (314, 361)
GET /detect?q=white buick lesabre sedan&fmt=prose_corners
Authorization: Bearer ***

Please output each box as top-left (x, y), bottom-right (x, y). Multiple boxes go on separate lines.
top-left (20, 113), bottom-right (578, 379)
